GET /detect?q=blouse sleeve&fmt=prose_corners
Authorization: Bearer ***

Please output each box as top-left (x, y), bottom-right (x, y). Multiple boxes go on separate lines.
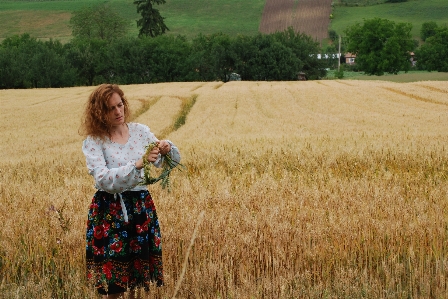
top-left (152, 141), bottom-right (181, 168)
top-left (82, 137), bottom-right (143, 193)
top-left (164, 140), bottom-right (181, 165)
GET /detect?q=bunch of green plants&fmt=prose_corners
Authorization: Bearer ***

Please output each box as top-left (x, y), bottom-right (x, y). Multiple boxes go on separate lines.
top-left (139, 142), bottom-right (182, 190)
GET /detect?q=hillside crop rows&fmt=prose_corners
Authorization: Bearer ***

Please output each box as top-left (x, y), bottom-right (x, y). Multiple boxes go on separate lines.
top-left (259, 0), bottom-right (295, 35)
top-left (1, 80), bottom-right (448, 298)
top-left (260, 0), bottom-right (333, 40)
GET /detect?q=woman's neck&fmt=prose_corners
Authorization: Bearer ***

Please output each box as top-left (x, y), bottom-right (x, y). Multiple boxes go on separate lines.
top-left (109, 123), bottom-right (129, 144)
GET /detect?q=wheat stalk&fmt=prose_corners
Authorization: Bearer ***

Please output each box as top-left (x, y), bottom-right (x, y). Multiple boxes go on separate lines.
top-left (171, 211), bottom-right (205, 299)
top-left (139, 142), bottom-right (183, 190)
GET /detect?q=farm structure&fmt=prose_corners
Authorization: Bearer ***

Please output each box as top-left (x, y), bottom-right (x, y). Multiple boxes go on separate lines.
top-left (345, 52), bottom-right (356, 64)
top-left (259, 0), bottom-right (333, 41)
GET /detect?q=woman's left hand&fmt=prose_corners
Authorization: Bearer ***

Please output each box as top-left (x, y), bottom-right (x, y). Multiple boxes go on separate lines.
top-left (158, 140), bottom-right (171, 155)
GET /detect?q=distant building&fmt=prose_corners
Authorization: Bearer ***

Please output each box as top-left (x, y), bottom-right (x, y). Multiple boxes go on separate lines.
top-left (345, 52), bottom-right (356, 65)
top-left (316, 53), bottom-right (340, 60)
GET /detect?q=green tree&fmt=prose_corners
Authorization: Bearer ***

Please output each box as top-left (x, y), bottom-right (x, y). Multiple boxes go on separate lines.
top-left (322, 44), bottom-right (339, 69)
top-left (416, 26), bottom-right (448, 72)
top-left (0, 34), bottom-right (37, 88)
top-left (134, 0), bottom-right (169, 37)
top-left (147, 35), bottom-right (194, 82)
top-left (0, 34), bottom-right (76, 88)
top-left (191, 33), bottom-right (235, 81)
top-left (106, 38), bottom-right (153, 84)
top-left (272, 28), bottom-right (326, 79)
top-left (70, 4), bottom-right (129, 40)
top-left (65, 38), bottom-right (109, 85)
top-left (241, 33), bottom-right (299, 81)
top-left (328, 29), bottom-right (338, 42)
top-left (30, 40), bottom-right (76, 88)
top-left (345, 18), bottom-right (414, 75)
top-left (420, 21), bottom-right (439, 42)
top-left (231, 35), bottom-right (259, 80)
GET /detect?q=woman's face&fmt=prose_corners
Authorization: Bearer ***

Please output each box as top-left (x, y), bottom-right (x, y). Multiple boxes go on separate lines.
top-left (107, 92), bottom-right (125, 127)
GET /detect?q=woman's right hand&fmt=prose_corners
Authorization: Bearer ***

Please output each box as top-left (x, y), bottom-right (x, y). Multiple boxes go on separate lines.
top-left (135, 145), bottom-right (160, 170)
top-left (145, 145), bottom-right (160, 162)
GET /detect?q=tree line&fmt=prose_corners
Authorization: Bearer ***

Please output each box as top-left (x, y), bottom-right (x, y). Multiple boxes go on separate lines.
top-left (328, 19), bottom-right (448, 76)
top-left (0, 28), bottom-right (330, 89)
top-left (0, 0), bottom-right (446, 89)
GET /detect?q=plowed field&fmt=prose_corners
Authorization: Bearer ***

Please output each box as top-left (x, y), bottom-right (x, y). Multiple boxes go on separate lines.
top-left (259, 0), bottom-right (333, 40)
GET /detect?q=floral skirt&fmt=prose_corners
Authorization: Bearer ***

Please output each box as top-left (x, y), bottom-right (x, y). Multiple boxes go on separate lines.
top-left (86, 190), bottom-right (163, 295)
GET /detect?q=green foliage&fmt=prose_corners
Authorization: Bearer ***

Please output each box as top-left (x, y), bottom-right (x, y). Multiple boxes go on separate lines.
top-left (64, 38), bottom-right (110, 86)
top-left (330, 0), bottom-right (448, 42)
top-left (190, 28), bottom-right (326, 82)
top-left (321, 44), bottom-right (340, 70)
top-left (139, 142), bottom-right (183, 191)
top-left (272, 28), bottom-right (327, 80)
top-left (345, 18), bottom-right (415, 75)
top-left (416, 26), bottom-right (448, 72)
top-left (0, 29), bottom-right (328, 88)
top-left (420, 21), bottom-right (439, 41)
top-left (246, 35), bottom-right (298, 81)
top-left (385, 0), bottom-right (407, 2)
top-left (69, 4), bottom-right (129, 40)
top-left (334, 67), bottom-right (345, 79)
top-left (328, 29), bottom-right (339, 42)
top-left (134, 0), bottom-right (169, 38)
top-left (0, 34), bottom-right (76, 89)
top-left (191, 33), bottom-right (236, 82)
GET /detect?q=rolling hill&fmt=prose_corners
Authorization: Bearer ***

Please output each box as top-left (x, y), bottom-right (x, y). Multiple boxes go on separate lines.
top-left (0, 0), bottom-right (447, 43)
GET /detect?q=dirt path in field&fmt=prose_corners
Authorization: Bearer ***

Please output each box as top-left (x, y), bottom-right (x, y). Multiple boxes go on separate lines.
top-left (259, 0), bottom-right (333, 41)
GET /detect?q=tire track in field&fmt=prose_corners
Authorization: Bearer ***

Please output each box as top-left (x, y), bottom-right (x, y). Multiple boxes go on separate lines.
top-left (415, 84), bottom-right (448, 94)
top-left (315, 81), bottom-right (330, 87)
top-left (130, 96), bottom-right (161, 121)
top-left (132, 95), bottom-right (197, 139)
top-left (158, 94), bottom-right (198, 139)
top-left (214, 83), bottom-right (224, 89)
top-left (30, 96), bottom-right (62, 106)
top-left (334, 80), bottom-right (355, 86)
top-left (381, 87), bottom-right (448, 106)
top-left (230, 97), bottom-right (239, 127)
top-left (190, 83), bottom-right (205, 92)
top-left (254, 92), bottom-right (275, 119)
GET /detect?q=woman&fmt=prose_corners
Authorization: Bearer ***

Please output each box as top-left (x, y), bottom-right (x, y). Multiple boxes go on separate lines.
top-left (80, 84), bottom-right (180, 298)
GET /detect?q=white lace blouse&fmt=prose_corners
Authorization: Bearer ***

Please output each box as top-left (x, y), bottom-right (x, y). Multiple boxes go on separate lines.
top-left (82, 122), bottom-right (181, 194)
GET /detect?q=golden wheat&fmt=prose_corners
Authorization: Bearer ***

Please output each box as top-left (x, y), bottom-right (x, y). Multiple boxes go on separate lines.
top-left (1, 80), bottom-right (447, 298)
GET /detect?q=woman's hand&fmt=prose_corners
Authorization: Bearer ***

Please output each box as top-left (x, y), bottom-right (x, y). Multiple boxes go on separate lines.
top-left (146, 145), bottom-right (160, 162)
top-left (158, 140), bottom-right (171, 155)
top-left (135, 145), bottom-right (159, 170)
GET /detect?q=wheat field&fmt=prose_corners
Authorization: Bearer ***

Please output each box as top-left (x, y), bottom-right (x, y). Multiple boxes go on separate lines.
top-left (1, 80), bottom-right (448, 298)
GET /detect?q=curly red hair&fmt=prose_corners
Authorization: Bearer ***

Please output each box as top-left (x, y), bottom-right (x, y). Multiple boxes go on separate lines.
top-left (79, 84), bottom-right (131, 140)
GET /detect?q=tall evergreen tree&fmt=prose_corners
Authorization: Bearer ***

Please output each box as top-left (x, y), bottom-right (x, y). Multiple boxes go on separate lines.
top-left (134, 0), bottom-right (169, 37)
